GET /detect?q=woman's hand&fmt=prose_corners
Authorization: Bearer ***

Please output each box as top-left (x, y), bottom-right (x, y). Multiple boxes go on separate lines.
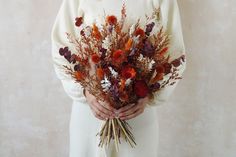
top-left (117, 96), bottom-right (150, 120)
top-left (84, 89), bottom-right (117, 120)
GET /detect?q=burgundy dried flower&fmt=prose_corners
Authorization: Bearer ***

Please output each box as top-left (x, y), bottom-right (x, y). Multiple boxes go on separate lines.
top-left (134, 80), bottom-right (149, 98)
top-left (150, 82), bottom-right (161, 91)
top-left (145, 22), bottom-right (155, 36)
top-left (74, 64), bottom-right (81, 71)
top-left (163, 63), bottom-right (172, 74)
top-left (75, 17), bottom-right (83, 27)
top-left (59, 47), bottom-right (69, 56)
top-left (171, 59), bottom-right (181, 67)
top-left (142, 40), bottom-right (155, 57)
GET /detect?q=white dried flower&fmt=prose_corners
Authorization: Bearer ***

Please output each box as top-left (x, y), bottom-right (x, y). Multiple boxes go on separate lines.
top-left (108, 67), bottom-right (118, 78)
top-left (137, 54), bottom-right (156, 71)
top-left (148, 59), bottom-right (156, 71)
top-left (129, 24), bottom-right (136, 36)
top-left (101, 76), bottom-right (111, 92)
top-left (125, 78), bottom-right (132, 86)
top-left (132, 35), bottom-right (140, 45)
top-left (137, 54), bottom-right (144, 61)
top-left (102, 36), bottom-right (111, 50)
top-left (83, 27), bottom-right (92, 37)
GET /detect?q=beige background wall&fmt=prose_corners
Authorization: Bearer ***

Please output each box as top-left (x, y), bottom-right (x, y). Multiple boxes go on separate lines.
top-left (0, 0), bottom-right (236, 156)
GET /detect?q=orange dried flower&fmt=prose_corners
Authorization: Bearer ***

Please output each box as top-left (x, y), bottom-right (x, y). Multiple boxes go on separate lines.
top-left (92, 24), bottom-right (102, 40)
top-left (135, 28), bottom-right (145, 37)
top-left (91, 54), bottom-right (100, 63)
top-left (119, 78), bottom-right (126, 91)
top-left (106, 15), bottom-right (117, 25)
top-left (121, 66), bottom-right (136, 79)
top-left (74, 71), bottom-right (84, 81)
top-left (125, 38), bottom-right (133, 51)
top-left (112, 49), bottom-right (125, 63)
top-left (96, 68), bottom-right (104, 80)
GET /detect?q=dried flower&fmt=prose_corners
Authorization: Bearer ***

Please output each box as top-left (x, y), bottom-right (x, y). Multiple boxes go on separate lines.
top-left (108, 66), bottom-right (118, 78)
top-left (121, 66), bottom-right (136, 79)
top-left (75, 17), bottom-right (83, 27)
top-left (74, 71), bottom-right (84, 81)
top-left (91, 54), bottom-right (100, 64)
top-left (145, 22), bottom-right (155, 36)
top-left (159, 47), bottom-right (169, 56)
top-left (101, 76), bottom-right (111, 92)
top-left (92, 23), bottom-right (102, 40)
top-left (142, 40), bottom-right (155, 57)
top-left (112, 49), bottom-right (126, 63)
top-left (135, 28), bottom-right (145, 37)
top-left (125, 38), bottom-right (133, 51)
top-left (106, 15), bottom-right (117, 25)
top-left (134, 80), bottom-right (149, 98)
top-left (96, 68), bottom-right (104, 80)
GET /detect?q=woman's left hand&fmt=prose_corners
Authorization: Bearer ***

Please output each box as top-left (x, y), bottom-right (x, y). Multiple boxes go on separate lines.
top-left (117, 96), bottom-right (150, 120)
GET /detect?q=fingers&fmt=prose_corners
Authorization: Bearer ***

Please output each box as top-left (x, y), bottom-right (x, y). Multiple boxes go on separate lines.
top-left (118, 104), bottom-right (139, 118)
top-left (120, 108), bottom-right (144, 120)
top-left (117, 103), bottom-right (136, 113)
top-left (89, 100), bottom-right (116, 120)
top-left (98, 100), bottom-right (117, 113)
top-left (94, 100), bottom-right (116, 117)
top-left (90, 105), bottom-right (108, 121)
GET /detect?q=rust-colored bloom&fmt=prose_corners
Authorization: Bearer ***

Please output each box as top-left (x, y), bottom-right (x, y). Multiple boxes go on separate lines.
top-left (121, 66), bottom-right (136, 79)
top-left (92, 24), bottom-right (102, 40)
top-left (112, 49), bottom-right (126, 63)
top-left (74, 71), bottom-right (84, 81)
top-left (134, 80), bottom-right (149, 98)
top-left (91, 54), bottom-right (100, 63)
top-left (159, 47), bottom-right (169, 56)
top-left (119, 78), bottom-right (126, 91)
top-left (106, 15), bottom-right (117, 25)
top-left (156, 65), bottom-right (165, 74)
top-left (120, 92), bottom-right (129, 102)
top-left (75, 17), bottom-right (83, 27)
top-left (96, 68), bottom-right (104, 80)
top-left (135, 28), bottom-right (145, 37)
top-left (125, 38), bottom-right (133, 51)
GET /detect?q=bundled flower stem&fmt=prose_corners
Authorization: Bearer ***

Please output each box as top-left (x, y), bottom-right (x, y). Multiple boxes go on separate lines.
top-left (97, 118), bottom-right (136, 151)
top-left (58, 3), bottom-right (185, 151)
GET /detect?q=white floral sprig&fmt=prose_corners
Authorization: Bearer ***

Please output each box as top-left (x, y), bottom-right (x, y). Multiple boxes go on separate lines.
top-left (101, 76), bottom-right (111, 92)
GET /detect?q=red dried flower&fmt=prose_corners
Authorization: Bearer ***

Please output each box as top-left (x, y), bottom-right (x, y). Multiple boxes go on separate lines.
top-left (91, 54), bottom-right (100, 63)
top-left (75, 17), bottom-right (83, 27)
top-left (159, 47), bottom-right (169, 56)
top-left (121, 66), bottom-right (136, 79)
top-left (135, 28), bottom-right (145, 37)
top-left (156, 65), bottom-right (165, 74)
top-left (106, 15), bottom-right (117, 25)
top-left (112, 49), bottom-right (125, 63)
top-left (134, 80), bottom-right (149, 98)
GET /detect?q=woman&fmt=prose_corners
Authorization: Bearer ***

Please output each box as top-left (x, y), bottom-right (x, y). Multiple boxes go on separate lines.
top-left (51, 0), bottom-right (186, 156)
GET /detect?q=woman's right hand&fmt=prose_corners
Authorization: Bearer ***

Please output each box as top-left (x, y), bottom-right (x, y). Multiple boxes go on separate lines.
top-left (84, 89), bottom-right (117, 120)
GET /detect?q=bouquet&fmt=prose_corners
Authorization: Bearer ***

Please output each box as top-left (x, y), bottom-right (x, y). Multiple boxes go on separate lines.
top-left (58, 4), bottom-right (185, 151)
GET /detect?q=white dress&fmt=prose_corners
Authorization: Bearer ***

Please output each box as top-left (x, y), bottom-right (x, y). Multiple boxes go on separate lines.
top-left (51, 0), bottom-right (186, 156)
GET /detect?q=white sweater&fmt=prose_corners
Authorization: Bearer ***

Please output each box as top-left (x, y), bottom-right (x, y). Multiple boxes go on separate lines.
top-left (51, 0), bottom-right (186, 107)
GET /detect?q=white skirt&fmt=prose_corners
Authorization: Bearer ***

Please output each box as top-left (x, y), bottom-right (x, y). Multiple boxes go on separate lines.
top-left (69, 99), bottom-right (159, 157)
